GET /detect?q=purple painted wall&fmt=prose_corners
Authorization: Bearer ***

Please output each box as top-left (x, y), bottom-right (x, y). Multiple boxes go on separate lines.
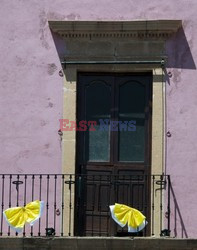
top-left (0, 0), bottom-right (197, 238)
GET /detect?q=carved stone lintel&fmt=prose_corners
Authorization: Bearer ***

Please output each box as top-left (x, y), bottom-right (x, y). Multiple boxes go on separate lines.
top-left (49, 20), bottom-right (182, 41)
top-left (49, 20), bottom-right (182, 62)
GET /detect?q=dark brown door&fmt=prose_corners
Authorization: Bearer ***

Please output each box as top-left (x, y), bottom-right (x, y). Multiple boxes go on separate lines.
top-left (75, 73), bottom-right (152, 236)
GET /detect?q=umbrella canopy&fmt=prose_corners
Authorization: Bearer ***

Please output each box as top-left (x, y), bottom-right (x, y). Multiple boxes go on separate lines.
top-left (110, 203), bottom-right (147, 232)
top-left (3, 200), bottom-right (44, 232)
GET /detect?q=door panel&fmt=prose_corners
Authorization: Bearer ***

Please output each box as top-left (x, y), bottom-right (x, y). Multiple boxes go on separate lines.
top-left (84, 80), bottom-right (111, 162)
top-left (118, 80), bottom-right (146, 162)
top-left (76, 73), bottom-right (152, 236)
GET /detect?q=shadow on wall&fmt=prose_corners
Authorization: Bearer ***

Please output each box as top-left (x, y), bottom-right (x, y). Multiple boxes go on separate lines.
top-left (166, 27), bottom-right (196, 70)
top-left (170, 184), bottom-right (188, 238)
top-left (51, 32), bottom-right (66, 60)
top-left (164, 27), bottom-right (195, 238)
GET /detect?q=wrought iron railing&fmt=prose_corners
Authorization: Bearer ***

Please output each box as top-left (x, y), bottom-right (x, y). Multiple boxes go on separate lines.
top-left (0, 174), bottom-right (171, 237)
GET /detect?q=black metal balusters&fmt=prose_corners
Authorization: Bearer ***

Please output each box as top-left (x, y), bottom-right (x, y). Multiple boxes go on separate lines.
top-left (0, 175), bottom-right (4, 236)
top-left (61, 175), bottom-right (64, 237)
top-left (0, 174), bottom-right (171, 237)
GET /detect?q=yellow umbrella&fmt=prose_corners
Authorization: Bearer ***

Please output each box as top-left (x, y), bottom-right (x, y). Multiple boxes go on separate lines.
top-left (3, 200), bottom-right (44, 232)
top-left (109, 203), bottom-right (147, 232)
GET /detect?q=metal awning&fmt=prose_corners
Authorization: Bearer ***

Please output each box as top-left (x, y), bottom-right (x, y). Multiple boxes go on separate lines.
top-left (61, 59), bottom-right (165, 67)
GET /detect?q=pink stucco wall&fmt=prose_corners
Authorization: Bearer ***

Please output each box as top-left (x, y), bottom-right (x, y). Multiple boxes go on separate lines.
top-left (0, 0), bottom-right (197, 238)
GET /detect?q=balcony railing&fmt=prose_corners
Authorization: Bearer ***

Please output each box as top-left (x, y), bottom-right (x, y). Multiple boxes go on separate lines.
top-left (0, 174), bottom-right (171, 237)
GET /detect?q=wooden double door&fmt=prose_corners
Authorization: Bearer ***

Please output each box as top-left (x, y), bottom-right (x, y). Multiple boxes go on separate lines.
top-left (75, 73), bottom-right (152, 236)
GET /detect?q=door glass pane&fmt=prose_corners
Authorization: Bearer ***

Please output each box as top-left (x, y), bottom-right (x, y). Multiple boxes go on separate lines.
top-left (118, 81), bottom-right (146, 162)
top-left (85, 81), bottom-right (111, 162)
